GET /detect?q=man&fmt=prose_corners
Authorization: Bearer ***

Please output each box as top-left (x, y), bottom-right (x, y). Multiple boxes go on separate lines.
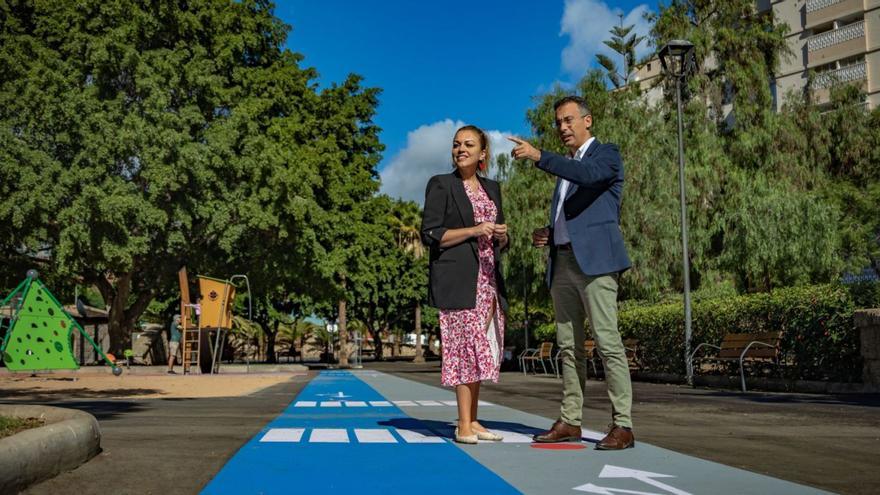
top-left (508, 95), bottom-right (634, 450)
top-left (167, 314), bottom-right (181, 374)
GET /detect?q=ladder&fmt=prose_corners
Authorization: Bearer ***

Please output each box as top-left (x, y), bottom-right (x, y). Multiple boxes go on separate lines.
top-left (179, 267), bottom-right (201, 374)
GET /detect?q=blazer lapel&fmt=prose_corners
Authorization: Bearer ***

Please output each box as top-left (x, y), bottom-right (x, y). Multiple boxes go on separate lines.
top-left (450, 172), bottom-right (475, 227)
top-left (550, 177), bottom-right (562, 224)
top-left (564, 138), bottom-right (601, 201)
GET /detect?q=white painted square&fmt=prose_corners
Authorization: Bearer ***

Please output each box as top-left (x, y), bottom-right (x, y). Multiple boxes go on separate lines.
top-left (294, 401), bottom-right (317, 407)
top-left (344, 401), bottom-right (367, 407)
top-left (321, 401), bottom-right (342, 407)
top-left (440, 400), bottom-right (458, 406)
top-left (260, 428), bottom-right (305, 442)
top-left (415, 400), bottom-right (443, 406)
top-left (309, 429), bottom-right (350, 443)
top-left (354, 429), bottom-right (397, 443)
top-left (397, 429), bottom-right (446, 444)
top-left (392, 400), bottom-right (417, 407)
top-left (368, 401), bottom-right (392, 407)
top-left (496, 430), bottom-right (534, 443)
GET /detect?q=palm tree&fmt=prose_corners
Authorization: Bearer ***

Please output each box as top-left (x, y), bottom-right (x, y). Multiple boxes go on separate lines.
top-left (389, 202), bottom-right (426, 362)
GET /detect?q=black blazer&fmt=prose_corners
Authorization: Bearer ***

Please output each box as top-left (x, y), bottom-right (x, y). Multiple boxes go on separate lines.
top-left (421, 171), bottom-right (508, 312)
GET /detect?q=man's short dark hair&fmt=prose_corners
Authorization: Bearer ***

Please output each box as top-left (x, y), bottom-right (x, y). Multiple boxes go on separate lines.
top-left (553, 95), bottom-right (591, 117)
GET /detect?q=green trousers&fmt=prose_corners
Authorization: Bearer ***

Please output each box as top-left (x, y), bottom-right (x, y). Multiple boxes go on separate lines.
top-left (550, 251), bottom-right (632, 428)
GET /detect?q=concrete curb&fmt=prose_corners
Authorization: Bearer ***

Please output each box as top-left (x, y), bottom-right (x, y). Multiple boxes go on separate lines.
top-left (0, 405), bottom-right (101, 494)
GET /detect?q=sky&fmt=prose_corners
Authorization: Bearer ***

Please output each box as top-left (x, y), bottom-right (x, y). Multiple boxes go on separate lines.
top-left (275, 0), bottom-right (656, 205)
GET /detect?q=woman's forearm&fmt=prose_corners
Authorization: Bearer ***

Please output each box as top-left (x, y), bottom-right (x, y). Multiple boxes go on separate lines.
top-left (439, 226), bottom-right (476, 248)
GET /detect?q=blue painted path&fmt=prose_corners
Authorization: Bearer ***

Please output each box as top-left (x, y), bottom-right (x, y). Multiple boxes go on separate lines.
top-left (201, 370), bottom-right (519, 495)
top-left (202, 370), bottom-right (830, 495)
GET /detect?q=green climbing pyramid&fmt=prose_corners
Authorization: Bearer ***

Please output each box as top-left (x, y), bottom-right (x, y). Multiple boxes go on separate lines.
top-left (1, 274), bottom-right (81, 371)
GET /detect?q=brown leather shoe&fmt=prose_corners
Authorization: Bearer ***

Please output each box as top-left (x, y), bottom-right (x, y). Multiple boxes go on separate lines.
top-left (596, 425), bottom-right (635, 450)
top-left (533, 419), bottom-right (582, 443)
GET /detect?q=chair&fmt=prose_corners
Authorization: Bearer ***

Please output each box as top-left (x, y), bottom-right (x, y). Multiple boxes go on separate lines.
top-left (584, 338), bottom-right (641, 379)
top-left (522, 342), bottom-right (555, 375)
top-left (517, 347), bottom-right (537, 375)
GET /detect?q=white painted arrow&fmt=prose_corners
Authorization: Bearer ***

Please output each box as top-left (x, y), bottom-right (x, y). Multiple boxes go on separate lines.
top-left (316, 391), bottom-right (352, 399)
top-left (573, 482), bottom-right (665, 495)
top-left (598, 465), bottom-right (692, 495)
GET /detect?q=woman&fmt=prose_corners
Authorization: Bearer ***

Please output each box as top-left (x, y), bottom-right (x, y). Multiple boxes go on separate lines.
top-left (421, 125), bottom-right (508, 444)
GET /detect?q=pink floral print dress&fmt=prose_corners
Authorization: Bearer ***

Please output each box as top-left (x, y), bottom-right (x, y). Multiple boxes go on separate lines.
top-left (439, 182), bottom-right (506, 387)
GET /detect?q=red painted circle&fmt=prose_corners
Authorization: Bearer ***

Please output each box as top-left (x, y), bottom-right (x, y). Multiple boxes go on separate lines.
top-left (530, 443), bottom-right (587, 450)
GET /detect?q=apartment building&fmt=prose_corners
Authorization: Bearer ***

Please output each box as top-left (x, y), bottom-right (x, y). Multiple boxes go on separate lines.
top-left (628, 0), bottom-right (880, 110)
top-left (762, 0), bottom-right (880, 109)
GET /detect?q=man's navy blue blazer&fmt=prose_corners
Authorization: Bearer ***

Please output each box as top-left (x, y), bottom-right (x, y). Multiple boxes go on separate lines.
top-left (537, 138), bottom-right (631, 286)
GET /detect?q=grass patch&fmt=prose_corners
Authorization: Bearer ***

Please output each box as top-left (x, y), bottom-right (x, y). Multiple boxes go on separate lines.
top-left (0, 415), bottom-right (45, 439)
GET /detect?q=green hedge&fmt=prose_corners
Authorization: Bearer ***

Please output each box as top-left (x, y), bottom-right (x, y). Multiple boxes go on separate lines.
top-left (619, 284), bottom-right (862, 382)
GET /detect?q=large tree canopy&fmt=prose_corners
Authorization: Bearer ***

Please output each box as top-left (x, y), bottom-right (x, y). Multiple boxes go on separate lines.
top-left (0, 0), bottom-right (383, 354)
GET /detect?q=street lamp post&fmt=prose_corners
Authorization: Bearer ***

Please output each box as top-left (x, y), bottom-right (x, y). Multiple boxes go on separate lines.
top-left (659, 40), bottom-right (696, 386)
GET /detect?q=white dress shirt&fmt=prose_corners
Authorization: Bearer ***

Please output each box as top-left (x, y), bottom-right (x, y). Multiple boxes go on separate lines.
top-left (553, 137), bottom-right (594, 246)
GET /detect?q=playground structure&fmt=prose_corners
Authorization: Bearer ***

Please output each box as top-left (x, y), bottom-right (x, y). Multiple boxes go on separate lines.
top-left (178, 267), bottom-right (250, 374)
top-left (0, 270), bottom-right (121, 375)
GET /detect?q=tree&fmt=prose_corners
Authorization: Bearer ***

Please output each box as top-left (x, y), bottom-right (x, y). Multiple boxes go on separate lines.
top-left (0, 1), bottom-right (382, 355)
top-left (596, 16), bottom-right (646, 89)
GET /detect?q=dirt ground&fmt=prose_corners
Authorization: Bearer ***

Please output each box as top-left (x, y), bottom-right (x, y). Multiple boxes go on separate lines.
top-left (0, 371), bottom-right (303, 400)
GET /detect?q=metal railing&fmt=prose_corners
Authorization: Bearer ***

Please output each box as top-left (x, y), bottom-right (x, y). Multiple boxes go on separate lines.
top-left (807, 21), bottom-right (865, 52)
top-left (807, 0), bottom-right (844, 13)
top-left (811, 61), bottom-right (867, 89)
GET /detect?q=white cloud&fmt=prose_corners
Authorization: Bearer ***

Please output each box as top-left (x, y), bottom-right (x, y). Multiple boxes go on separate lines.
top-left (560, 0), bottom-right (653, 79)
top-left (379, 120), bottom-right (516, 205)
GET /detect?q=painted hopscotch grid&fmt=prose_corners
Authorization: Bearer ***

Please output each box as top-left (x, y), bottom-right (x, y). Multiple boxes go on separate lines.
top-left (258, 427), bottom-right (537, 445)
top-left (291, 400), bottom-right (496, 408)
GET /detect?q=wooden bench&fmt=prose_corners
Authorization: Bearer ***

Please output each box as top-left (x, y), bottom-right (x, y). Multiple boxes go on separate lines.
top-left (689, 331), bottom-right (783, 392)
top-left (584, 338), bottom-right (641, 379)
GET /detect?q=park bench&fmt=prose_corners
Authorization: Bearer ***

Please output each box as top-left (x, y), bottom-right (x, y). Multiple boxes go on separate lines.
top-left (689, 331), bottom-right (784, 392)
top-left (583, 338), bottom-right (642, 380)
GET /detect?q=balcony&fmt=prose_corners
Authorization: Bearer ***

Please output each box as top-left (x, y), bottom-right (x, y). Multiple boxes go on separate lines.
top-left (811, 61), bottom-right (867, 90)
top-left (806, 0), bottom-right (843, 13)
top-left (808, 21), bottom-right (866, 67)
top-left (808, 21), bottom-right (864, 52)
top-left (806, 0), bottom-right (863, 29)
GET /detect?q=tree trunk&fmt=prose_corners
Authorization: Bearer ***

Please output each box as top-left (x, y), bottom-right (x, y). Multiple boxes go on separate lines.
top-left (412, 302), bottom-right (424, 363)
top-left (97, 271), bottom-right (154, 357)
top-left (338, 297), bottom-right (349, 366)
top-left (265, 320), bottom-right (279, 364)
top-left (371, 329), bottom-right (384, 361)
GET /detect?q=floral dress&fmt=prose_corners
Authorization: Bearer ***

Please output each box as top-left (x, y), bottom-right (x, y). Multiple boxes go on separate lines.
top-left (439, 182), bottom-right (505, 387)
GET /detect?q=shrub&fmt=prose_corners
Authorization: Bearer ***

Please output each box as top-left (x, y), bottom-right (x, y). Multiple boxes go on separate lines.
top-left (619, 284), bottom-right (861, 381)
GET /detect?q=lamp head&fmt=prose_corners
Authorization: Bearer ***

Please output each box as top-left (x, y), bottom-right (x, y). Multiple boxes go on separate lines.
top-left (659, 39), bottom-right (695, 79)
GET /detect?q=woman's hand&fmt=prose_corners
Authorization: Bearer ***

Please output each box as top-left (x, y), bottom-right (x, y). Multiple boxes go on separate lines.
top-left (471, 222), bottom-right (496, 238)
top-left (492, 223), bottom-right (508, 241)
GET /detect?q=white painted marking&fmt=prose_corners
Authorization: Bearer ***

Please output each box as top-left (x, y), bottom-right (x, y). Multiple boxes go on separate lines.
top-left (321, 401), bottom-right (342, 407)
top-left (317, 391), bottom-right (352, 399)
top-left (396, 429), bottom-right (446, 444)
top-left (344, 401), bottom-right (367, 407)
top-left (392, 400), bottom-right (417, 407)
top-left (573, 484), bottom-right (663, 495)
top-left (354, 429), bottom-right (397, 443)
top-left (368, 401), bottom-right (392, 407)
top-left (260, 428), bottom-right (305, 442)
top-left (309, 429), bottom-right (349, 443)
top-left (440, 400), bottom-right (458, 406)
top-left (496, 430), bottom-right (534, 443)
top-left (415, 400), bottom-right (443, 406)
top-left (294, 401), bottom-right (317, 407)
top-left (598, 465), bottom-right (691, 495)
top-left (477, 400), bottom-right (494, 406)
